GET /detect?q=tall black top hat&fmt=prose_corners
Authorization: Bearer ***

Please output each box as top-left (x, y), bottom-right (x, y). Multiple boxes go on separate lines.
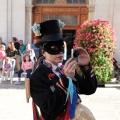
top-left (32, 19), bottom-right (64, 48)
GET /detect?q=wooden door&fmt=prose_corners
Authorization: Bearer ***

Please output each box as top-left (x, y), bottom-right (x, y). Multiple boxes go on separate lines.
top-left (32, 2), bottom-right (88, 46)
top-left (33, 5), bottom-right (88, 30)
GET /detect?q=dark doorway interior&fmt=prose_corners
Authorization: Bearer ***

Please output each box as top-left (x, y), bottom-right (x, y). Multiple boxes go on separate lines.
top-left (63, 30), bottom-right (76, 59)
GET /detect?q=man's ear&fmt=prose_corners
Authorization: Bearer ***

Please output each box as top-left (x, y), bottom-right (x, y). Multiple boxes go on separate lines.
top-left (41, 45), bottom-right (44, 55)
top-left (43, 52), bottom-right (45, 57)
top-left (42, 49), bottom-right (44, 55)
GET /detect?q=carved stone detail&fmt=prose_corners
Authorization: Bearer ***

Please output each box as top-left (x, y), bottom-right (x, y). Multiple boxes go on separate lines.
top-left (87, 5), bottom-right (95, 12)
top-left (26, 5), bottom-right (34, 12)
top-left (89, 0), bottom-right (96, 5)
top-left (25, 0), bottom-right (33, 5)
top-left (86, 0), bottom-right (96, 21)
top-left (87, 0), bottom-right (95, 12)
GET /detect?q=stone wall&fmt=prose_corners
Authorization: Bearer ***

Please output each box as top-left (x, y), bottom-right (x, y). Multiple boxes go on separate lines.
top-left (12, 0), bottom-right (25, 42)
top-left (94, 0), bottom-right (120, 63)
top-left (113, 0), bottom-right (120, 63)
top-left (0, 0), bottom-right (25, 44)
top-left (0, 0), bottom-right (8, 43)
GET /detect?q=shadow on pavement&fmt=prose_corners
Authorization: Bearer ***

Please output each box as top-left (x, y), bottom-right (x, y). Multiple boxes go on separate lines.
top-left (116, 87), bottom-right (120, 90)
top-left (1, 80), bottom-right (120, 90)
top-left (0, 81), bottom-right (25, 89)
top-left (105, 81), bottom-right (120, 90)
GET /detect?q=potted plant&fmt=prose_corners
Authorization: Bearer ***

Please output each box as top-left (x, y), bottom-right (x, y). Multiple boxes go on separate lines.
top-left (74, 19), bottom-right (116, 85)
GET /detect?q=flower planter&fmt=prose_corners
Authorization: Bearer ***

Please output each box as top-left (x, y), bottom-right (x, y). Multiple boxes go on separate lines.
top-left (97, 81), bottom-right (105, 87)
top-left (74, 19), bottom-right (116, 83)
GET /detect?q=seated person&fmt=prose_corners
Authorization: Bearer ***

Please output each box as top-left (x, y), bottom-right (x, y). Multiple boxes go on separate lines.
top-left (1, 57), bottom-right (12, 82)
top-left (0, 45), bottom-right (6, 70)
top-left (6, 42), bottom-right (20, 72)
top-left (22, 43), bottom-right (35, 62)
top-left (14, 55), bottom-right (33, 85)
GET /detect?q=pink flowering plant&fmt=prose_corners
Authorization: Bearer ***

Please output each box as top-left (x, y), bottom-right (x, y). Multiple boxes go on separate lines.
top-left (74, 19), bottom-right (116, 83)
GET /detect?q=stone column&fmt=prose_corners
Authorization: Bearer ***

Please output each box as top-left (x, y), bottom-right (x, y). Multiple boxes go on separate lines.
top-left (108, 0), bottom-right (115, 25)
top-left (7, 0), bottom-right (12, 42)
top-left (0, 0), bottom-right (7, 44)
top-left (25, 0), bottom-right (33, 44)
top-left (87, 0), bottom-right (96, 21)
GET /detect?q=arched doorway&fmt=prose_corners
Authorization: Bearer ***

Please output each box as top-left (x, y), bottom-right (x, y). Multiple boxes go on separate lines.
top-left (32, 0), bottom-right (88, 58)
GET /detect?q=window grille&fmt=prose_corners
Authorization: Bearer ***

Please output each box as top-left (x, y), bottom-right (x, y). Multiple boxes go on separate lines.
top-left (36, 0), bottom-right (86, 4)
top-left (43, 15), bottom-right (78, 25)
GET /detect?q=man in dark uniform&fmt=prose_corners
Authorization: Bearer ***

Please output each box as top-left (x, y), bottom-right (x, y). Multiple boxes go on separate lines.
top-left (12, 37), bottom-right (20, 55)
top-left (30, 19), bottom-right (97, 120)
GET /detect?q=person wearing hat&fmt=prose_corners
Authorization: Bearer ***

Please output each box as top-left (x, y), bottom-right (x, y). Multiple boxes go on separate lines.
top-left (30, 19), bottom-right (97, 120)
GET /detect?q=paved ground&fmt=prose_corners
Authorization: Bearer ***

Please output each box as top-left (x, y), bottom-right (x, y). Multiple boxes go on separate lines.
top-left (0, 78), bottom-right (120, 120)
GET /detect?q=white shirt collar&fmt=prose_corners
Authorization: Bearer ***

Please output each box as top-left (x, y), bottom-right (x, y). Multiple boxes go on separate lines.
top-left (45, 60), bottom-right (58, 71)
top-left (45, 60), bottom-right (62, 78)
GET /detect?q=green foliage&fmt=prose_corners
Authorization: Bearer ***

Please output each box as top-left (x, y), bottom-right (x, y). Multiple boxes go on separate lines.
top-left (74, 19), bottom-right (116, 83)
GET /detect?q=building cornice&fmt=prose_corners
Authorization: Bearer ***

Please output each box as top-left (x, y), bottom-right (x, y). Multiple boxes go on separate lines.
top-left (87, 4), bottom-right (95, 12)
top-left (26, 5), bottom-right (34, 12)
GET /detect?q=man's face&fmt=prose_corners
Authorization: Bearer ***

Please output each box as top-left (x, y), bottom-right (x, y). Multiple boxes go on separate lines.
top-left (33, 39), bottom-right (37, 44)
top-left (43, 40), bottom-right (64, 55)
top-left (26, 44), bottom-right (31, 50)
top-left (43, 40), bottom-right (64, 65)
top-left (43, 51), bottom-right (63, 66)
top-left (19, 40), bottom-right (23, 45)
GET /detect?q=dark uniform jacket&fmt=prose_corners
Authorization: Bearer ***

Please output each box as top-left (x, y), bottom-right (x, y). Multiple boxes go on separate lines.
top-left (30, 59), bottom-right (97, 120)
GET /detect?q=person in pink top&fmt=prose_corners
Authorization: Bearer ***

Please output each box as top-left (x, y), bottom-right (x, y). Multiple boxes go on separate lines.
top-left (0, 45), bottom-right (6, 70)
top-left (14, 55), bottom-right (33, 85)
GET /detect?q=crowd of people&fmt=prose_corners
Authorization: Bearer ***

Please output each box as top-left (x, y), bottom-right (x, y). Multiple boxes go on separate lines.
top-left (0, 37), bottom-right (40, 85)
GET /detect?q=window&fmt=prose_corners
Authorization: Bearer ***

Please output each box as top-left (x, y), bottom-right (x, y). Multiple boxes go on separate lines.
top-left (43, 15), bottom-right (48, 20)
top-left (36, 0), bottom-right (42, 3)
top-left (43, 0), bottom-right (48, 4)
top-left (50, 0), bottom-right (54, 3)
top-left (80, 0), bottom-right (86, 4)
top-left (67, 0), bottom-right (86, 4)
top-left (73, 0), bottom-right (79, 4)
top-left (43, 15), bottom-right (78, 25)
top-left (36, 0), bottom-right (86, 4)
top-left (49, 15), bottom-right (54, 19)
top-left (67, 0), bottom-right (72, 4)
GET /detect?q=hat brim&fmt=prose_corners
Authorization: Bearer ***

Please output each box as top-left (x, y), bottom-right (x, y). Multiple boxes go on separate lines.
top-left (35, 33), bottom-right (63, 48)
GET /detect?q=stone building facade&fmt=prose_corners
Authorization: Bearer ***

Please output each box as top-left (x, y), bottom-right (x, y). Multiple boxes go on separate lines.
top-left (0, 0), bottom-right (120, 62)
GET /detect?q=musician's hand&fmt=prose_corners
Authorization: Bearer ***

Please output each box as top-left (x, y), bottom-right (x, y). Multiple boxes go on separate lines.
top-left (76, 47), bottom-right (90, 66)
top-left (63, 58), bottom-right (77, 78)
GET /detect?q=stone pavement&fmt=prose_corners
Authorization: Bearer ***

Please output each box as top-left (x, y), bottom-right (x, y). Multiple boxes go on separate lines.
top-left (0, 78), bottom-right (120, 120)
